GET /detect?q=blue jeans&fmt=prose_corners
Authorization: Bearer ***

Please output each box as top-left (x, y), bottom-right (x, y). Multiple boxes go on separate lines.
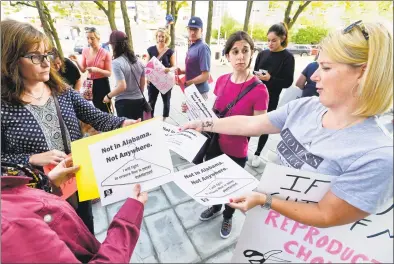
top-left (147, 83), bottom-right (172, 118)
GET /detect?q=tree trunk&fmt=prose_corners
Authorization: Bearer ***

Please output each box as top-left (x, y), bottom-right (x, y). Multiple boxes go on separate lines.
top-left (134, 0), bottom-right (139, 24)
top-left (120, 0), bottom-right (133, 49)
top-left (107, 1), bottom-right (117, 30)
top-left (94, 1), bottom-right (117, 30)
top-left (166, 0), bottom-right (170, 15)
top-left (35, 1), bottom-right (54, 46)
top-left (205, 0), bottom-right (213, 45)
top-left (170, 0), bottom-right (176, 49)
top-left (283, 1), bottom-right (293, 27)
top-left (243, 1), bottom-right (253, 32)
top-left (288, 1), bottom-right (311, 30)
top-left (41, 3), bottom-right (64, 58)
top-left (191, 1), bottom-right (196, 17)
top-left (283, 1), bottom-right (311, 30)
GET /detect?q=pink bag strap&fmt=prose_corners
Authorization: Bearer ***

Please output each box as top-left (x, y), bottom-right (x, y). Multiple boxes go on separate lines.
top-left (90, 48), bottom-right (104, 79)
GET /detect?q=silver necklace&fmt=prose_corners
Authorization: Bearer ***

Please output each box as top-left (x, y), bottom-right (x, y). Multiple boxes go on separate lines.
top-left (25, 86), bottom-right (45, 100)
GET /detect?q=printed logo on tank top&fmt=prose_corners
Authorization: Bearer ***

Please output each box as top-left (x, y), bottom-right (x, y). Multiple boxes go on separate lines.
top-left (277, 128), bottom-right (324, 169)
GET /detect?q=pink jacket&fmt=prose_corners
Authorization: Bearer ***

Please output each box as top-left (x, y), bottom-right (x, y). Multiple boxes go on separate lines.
top-left (1, 176), bottom-right (143, 263)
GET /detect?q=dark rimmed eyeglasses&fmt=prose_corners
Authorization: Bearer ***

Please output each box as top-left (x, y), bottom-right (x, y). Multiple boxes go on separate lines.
top-left (343, 20), bottom-right (369, 40)
top-left (22, 53), bottom-right (55, 64)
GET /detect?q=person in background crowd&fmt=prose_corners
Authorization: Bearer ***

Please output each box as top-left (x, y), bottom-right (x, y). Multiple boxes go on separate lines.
top-left (183, 21), bottom-right (393, 228)
top-left (1, 158), bottom-right (148, 263)
top-left (103, 30), bottom-right (146, 120)
top-left (52, 47), bottom-right (82, 91)
top-left (251, 22), bottom-right (295, 168)
top-left (69, 27), bottom-right (112, 113)
top-left (296, 53), bottom-right (320, 97)
top-left (176, 16), bottom-right (211, 100)
top-left (1, 20), bottom-right (139, 234)
top-left (197, 31), bottom-right (269, 239)
top-left (146, 28), bottom-right (175, 121)
top-left (219, 45), bottom-right (226, 65)
top-left (101, 42), bottom-right (110, 52)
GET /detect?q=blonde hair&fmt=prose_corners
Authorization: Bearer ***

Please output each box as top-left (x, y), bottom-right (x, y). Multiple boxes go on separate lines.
top-left (155, 28), bottom-right (171, 46)
top-left (320, 21), bottom-right (393, 117)
top-left (85, 28), bottom-right (100, 40)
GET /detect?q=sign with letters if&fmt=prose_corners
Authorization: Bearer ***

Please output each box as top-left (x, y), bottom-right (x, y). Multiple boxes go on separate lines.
top-left (231, 163), bottom-right (393, 263)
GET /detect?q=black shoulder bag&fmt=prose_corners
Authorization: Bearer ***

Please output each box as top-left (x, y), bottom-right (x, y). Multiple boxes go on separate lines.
top-left (53, 95), bottom-right (79, 209)
top-left (128, 60), bottom-right (153, 115)
top-left (192, 79), bottom-right (262, 164)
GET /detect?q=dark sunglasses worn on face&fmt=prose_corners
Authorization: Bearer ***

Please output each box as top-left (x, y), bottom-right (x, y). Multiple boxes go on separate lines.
top-left (343, 20), bottom-right (369, 40)
top-left (22, 53), bottom-right (55, 64)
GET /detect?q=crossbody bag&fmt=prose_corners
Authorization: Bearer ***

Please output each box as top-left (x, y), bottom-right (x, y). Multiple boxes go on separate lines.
top-left (80, 48), bottom-right (104, 100)
top-left (193, 77), bottom-right (262, 164)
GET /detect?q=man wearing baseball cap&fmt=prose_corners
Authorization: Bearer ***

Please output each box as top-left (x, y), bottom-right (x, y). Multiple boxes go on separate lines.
top-left (177, 16), bottom-right (211, 99)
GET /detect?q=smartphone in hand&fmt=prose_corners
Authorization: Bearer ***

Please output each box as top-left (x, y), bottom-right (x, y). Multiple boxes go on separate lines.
top-left (254, 70), bottom-right (267, 76)
top-left (253, 71), bottom-right (262, 75)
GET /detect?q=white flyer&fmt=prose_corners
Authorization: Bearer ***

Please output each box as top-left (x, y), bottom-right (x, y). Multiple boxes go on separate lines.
top-left (88, 119), bottom-right (174, 206)
top-left (173, 154), bottom-right (259, 206)
top-left (184, 84), bottom-right (218, 120)
top-left (232, 163), bottom-right (393, 263)
top-left (145, 56), bottom-right (175, 94)
top-left (162, 122), bottom-right (207, 163)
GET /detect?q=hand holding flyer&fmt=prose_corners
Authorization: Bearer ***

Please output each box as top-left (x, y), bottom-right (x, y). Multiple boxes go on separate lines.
top-left (145, 56), bottom-right (175, 94)
top-left (184, 84), bottom-right (218, 121)
top-left (162, 122), bottom-right (207, 163)
top-left (72, 119), bottom-right (174, 205)
top-left (43, 154), bottom-right (77, 200)
top-left (173, 154), bottom-right (259, 206)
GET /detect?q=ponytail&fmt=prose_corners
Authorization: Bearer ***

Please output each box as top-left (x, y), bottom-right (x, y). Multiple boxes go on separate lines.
top-left (268, 22), bottom-right (289, 48)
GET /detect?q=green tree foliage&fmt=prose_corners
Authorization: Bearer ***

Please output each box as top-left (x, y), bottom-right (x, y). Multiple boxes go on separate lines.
top-left (292, 26), bottom-right (328, 44)
top-left (249, 26), bottom-right (269, 41)
top-left (213, 13), bottom-right (269, 42)
top-left (212, 12), bottom-right (242, 40)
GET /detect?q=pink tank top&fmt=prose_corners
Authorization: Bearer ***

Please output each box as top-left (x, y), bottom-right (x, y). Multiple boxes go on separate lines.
top-left (81, 47), bottom-right (111, 79)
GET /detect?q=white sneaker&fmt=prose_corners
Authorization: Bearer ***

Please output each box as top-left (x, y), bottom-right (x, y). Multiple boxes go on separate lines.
top-left (251, 155), bottom-right (261, 168)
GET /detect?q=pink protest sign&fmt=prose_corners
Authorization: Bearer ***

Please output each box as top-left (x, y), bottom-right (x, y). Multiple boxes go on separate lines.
top-left (145, 56), bottom-right (175, 94)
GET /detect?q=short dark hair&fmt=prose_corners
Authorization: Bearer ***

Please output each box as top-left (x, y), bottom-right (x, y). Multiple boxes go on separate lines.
top-left (224, 31), bottom-right (255, 67)
top-left (268, 22), bottom-right (289, 48)
top-left (112, 40), bottom-right (137, 64)
top-left (51, 47), bottom-right (66, 73)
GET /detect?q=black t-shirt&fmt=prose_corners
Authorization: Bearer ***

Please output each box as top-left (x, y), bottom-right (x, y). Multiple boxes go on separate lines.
top-left (147, 46), bottom-right (174, 68)
top-left (253, 49), bottom-right (295, 96)
top-left (59, 58), bottom-right (81, 88)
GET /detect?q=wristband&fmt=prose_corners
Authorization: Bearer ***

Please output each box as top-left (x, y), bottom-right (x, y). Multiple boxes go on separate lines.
top-left (106, 94), bottom-right (112, 100)
top-left (261, 193), bottom-right (272, 210)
